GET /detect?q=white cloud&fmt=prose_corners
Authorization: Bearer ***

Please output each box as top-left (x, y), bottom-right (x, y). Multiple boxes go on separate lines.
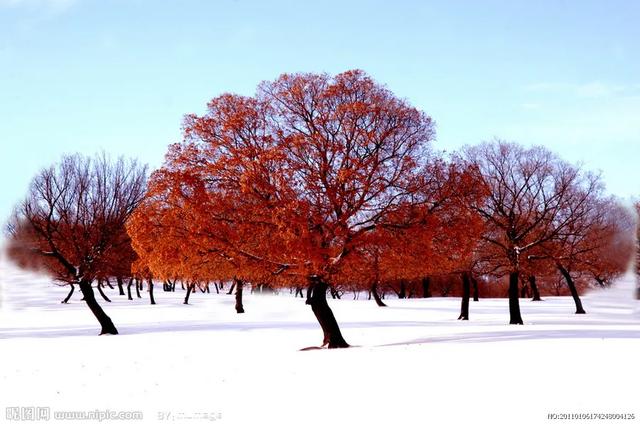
top-left (574, 82), bottom-right (626, 98)
top-left (524, 81), bottom-right (640, 99)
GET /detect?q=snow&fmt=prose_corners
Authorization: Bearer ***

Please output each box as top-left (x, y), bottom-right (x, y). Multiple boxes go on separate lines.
top-left (1, 254), bottom-right (639, 424)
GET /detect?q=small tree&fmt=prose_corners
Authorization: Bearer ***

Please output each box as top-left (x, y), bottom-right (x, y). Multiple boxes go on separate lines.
top-left (6, 154), bottom-right (147, 335)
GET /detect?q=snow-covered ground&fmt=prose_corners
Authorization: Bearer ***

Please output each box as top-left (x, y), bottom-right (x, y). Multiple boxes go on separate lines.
top-left (1, 255), bottom-right (639, 424)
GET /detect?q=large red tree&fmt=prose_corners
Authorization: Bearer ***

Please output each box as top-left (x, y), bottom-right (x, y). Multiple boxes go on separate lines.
top-left (129, 70), bottom-right (462, 347)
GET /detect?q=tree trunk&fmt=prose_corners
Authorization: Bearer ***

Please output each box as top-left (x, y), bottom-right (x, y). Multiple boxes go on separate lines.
top-left (594, 277), bottom-right (608, 288)
top-left (61, 284), bottom-right (75, 303)
top-left (371, 281), bottom-right (387, 307)
top-left (421, 277), bottom-right (432, 298)
top-left (97, 282), bottom-right (112, 302)
top-left (135, 278), bottom-right (141, 298)
top-left (234, 279), bottom-right (244, 313)
top-left (295, 287), bottom-right (304, 298)
top-left (184, 283), bottom-right (194, 304)
top-left (306, 278), bottom-right (349, 348)
top-left (104, 278), bottom-right (114, 289)
top-left (558, 264), bottom-right (586, 314)
top-left (509, 271), bottom-right (524, 324)
top-left (529, 275), bottom-right (541, 301)
top-left (116, 277), bottom-right (125, 296)
top-left (458, 272), bottom-right (470, 320)
top-left (227, 281), bottom-right (236, 295)
top-left (520, 276), bottom-right (530, 298)
top-left (214, 282), bottom-right (220, 294)
top-left (148, 279), bottom-right (156, 305)
top-left (79, 280), bottom-right (118, 335)
top-left (472, 275), bottom-right (479, 301)
top-left (127, 278), bottom-right (133, 300)
top-left (330, 287), bottom-right (341, 299)
top-left (398, 280), bottom-right (406, 299)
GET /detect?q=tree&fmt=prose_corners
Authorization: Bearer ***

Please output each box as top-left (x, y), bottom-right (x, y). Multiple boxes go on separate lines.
top-left (635, 202), bottom-right (640, 300)
top-left (129, 70), bottom-right (440, 348)
top-left (6, 154), bottom-right (147, 335)
top-left (545, 198), bottom-right (633, 313)
top-left (327, 160), bottom-right (486, 310)
top-left (465, 140), bottom-right (602, 324)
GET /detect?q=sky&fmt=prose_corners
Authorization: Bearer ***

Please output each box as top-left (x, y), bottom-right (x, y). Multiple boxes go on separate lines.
top-left (1, 0), bottom-right (639, 224)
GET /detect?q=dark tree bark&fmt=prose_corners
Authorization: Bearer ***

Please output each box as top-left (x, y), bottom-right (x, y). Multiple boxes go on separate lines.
top-left (398, 280), bottom-right (406, 299)
top-left (184, 283), bottom-right (194, 304)
top-left (295, 287), bottom-right (304, 298)
top-left (472, 275), bottom-right (479, 301)
top-left (227, 281), bottom-right (236, 295)
top-left (104, 278), bottom-right (114, 289)
top-left (214, 282), bottom-right (220, 294)
top-left (61, 284), bottom-right (75, 304)
top-left (458, 272), bottom-right (470, 320)
top-left (205, 283), bottom-right (210, 293)
top-left (148, 279), bottom-right (156, 305)
top-left (96, 282), bottom-right (112, 302)
top-left (371, 281), bottom-right (387, 307)
top-left (117, 277), bottom-right (125, 296)
top-left (529, 275), bottom-right (542, 301)
top-left (594, 276), bottom-right (609, 288)
top-left (135, 278), bottom-right (141, 298)
top-left (329, 287), bottom-right (341, 299)
top-left (421, 276), bottom-right (432, 298)
top-left (306, 277), bottom-right (349, 348)
top-left (79, 280), bottom-right (118, 335)
top-left (557, 264), bottom-right (586, 314)
top-left (234, 279), bottom-right (244, 313)
top-left (181, 281), bottom-right (185, 290)
top-left (509, 271), bottom-right (524, 324)
top-left (127, 278), bottom-right (133, 300)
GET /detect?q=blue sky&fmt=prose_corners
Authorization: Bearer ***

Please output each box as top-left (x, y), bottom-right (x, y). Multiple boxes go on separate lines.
top-left (1, 0), bottom-right (639, 223)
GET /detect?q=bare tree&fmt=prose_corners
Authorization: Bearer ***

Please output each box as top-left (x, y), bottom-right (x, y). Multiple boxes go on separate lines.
top-left (6, 153), bottom-right (147, 335)
top-left (465, 140), bottom-right (602, 324)
top-left (635, 202), bottom-right (640, 300)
